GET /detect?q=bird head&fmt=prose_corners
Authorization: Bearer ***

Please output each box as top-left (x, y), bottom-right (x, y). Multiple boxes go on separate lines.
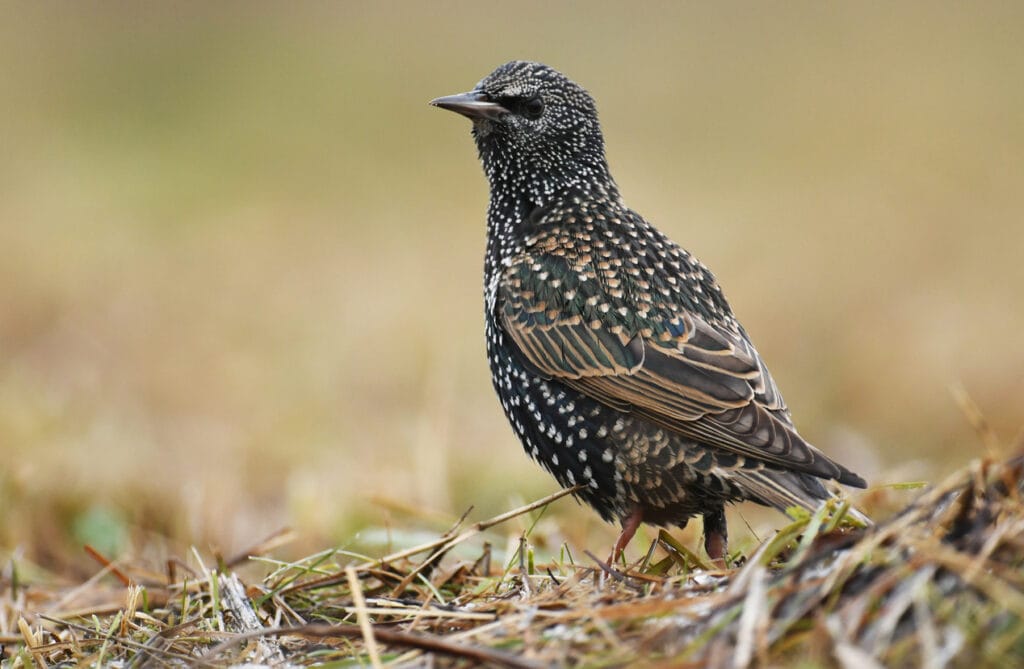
top-left (431, 61), bottom-right (611, 195)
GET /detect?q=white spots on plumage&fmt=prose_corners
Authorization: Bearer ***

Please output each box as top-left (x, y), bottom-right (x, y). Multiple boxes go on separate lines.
top-left (471, 61), bottom-right (786, 524)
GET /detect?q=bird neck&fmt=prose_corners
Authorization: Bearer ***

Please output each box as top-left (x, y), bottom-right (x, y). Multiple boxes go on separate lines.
top-left (483, 149), bottom-right (616, 205)
top-left (481, 159), bottom-right (622, 289)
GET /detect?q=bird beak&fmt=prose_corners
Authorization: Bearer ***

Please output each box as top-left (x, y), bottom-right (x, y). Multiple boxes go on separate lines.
top-left (430, 91), bottom-right (508, 121)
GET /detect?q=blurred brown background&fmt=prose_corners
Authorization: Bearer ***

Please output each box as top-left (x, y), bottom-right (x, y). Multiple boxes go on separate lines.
top-left (1, 2), bottom-right (1022, 569)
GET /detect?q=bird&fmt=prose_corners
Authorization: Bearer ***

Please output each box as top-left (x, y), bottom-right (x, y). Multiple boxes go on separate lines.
top-left (430, 61), bottom-right (867, 564)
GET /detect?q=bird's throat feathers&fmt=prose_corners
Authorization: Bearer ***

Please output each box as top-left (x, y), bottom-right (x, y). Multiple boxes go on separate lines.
top-left (477, 130), bottom-right (622, 273)
top-left (474, 124), bottom-right (615, 206)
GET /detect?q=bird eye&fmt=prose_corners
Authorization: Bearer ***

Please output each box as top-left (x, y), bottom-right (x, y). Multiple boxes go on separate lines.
top-left (523, 96), bottom-right (544, 119)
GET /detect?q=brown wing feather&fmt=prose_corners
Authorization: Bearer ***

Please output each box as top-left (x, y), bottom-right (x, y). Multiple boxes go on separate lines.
top-left (500, 281), bottom-right (865, 487)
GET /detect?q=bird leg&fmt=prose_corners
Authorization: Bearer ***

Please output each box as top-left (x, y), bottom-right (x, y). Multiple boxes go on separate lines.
top-left (608, 507), bottom-right (645, 566)
top-left (702, 506), bottom-right (728, 567)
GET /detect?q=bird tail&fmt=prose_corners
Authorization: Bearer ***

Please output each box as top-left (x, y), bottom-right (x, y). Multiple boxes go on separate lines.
top-left (733, 467), bottom-right (872, 525)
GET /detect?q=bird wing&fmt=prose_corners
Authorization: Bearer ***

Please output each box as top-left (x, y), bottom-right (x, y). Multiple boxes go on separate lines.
top-left (498, 271), bottom-right (865, 487)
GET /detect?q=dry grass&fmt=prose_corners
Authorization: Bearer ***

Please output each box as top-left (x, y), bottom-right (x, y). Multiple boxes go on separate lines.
top-left (3, 447), bottom-right (1024, 667)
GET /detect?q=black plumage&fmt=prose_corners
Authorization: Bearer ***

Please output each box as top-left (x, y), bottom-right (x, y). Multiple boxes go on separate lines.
top-left (431, 61), bottom-right (867, 562)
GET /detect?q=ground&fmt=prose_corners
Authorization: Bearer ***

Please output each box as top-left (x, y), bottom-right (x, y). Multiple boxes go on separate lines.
top-left (3, 449), bottom-right (1023, 667)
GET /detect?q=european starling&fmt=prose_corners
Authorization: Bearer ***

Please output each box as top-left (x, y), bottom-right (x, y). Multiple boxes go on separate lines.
top-left (431, 61), bottom-right (867, 563)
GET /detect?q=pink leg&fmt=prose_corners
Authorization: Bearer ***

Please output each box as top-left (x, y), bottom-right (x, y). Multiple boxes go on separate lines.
top-left (703, 506), bottom-right (728, 568)
top-left (705, 532), bottom-right (727, 566)
top-left (608, 507), bottom-right (644, 565)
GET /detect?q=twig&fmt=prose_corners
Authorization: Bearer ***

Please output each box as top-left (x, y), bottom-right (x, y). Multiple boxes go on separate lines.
top-left (201, 622), bottom-right (545, 669)
top-left (83, 545), bottom-right (132, 587)
top-left (385, 486), bottom-right (583, 596)
top-left (278, 487), bottom-right (582, 598)
top-left (370, 486), bottom-right (582, 568)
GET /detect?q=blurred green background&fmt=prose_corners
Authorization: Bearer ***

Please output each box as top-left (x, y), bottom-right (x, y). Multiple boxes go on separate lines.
top-left (1, 2), bottom-right (1022, 570)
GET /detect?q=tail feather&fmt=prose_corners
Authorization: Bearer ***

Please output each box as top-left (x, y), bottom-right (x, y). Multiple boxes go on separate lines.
top-left (734, 467), bottom-right (872, 525)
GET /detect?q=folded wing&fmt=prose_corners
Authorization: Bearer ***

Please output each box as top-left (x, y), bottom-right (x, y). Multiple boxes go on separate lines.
top-left (499, 277), bottom-right (866, 487)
